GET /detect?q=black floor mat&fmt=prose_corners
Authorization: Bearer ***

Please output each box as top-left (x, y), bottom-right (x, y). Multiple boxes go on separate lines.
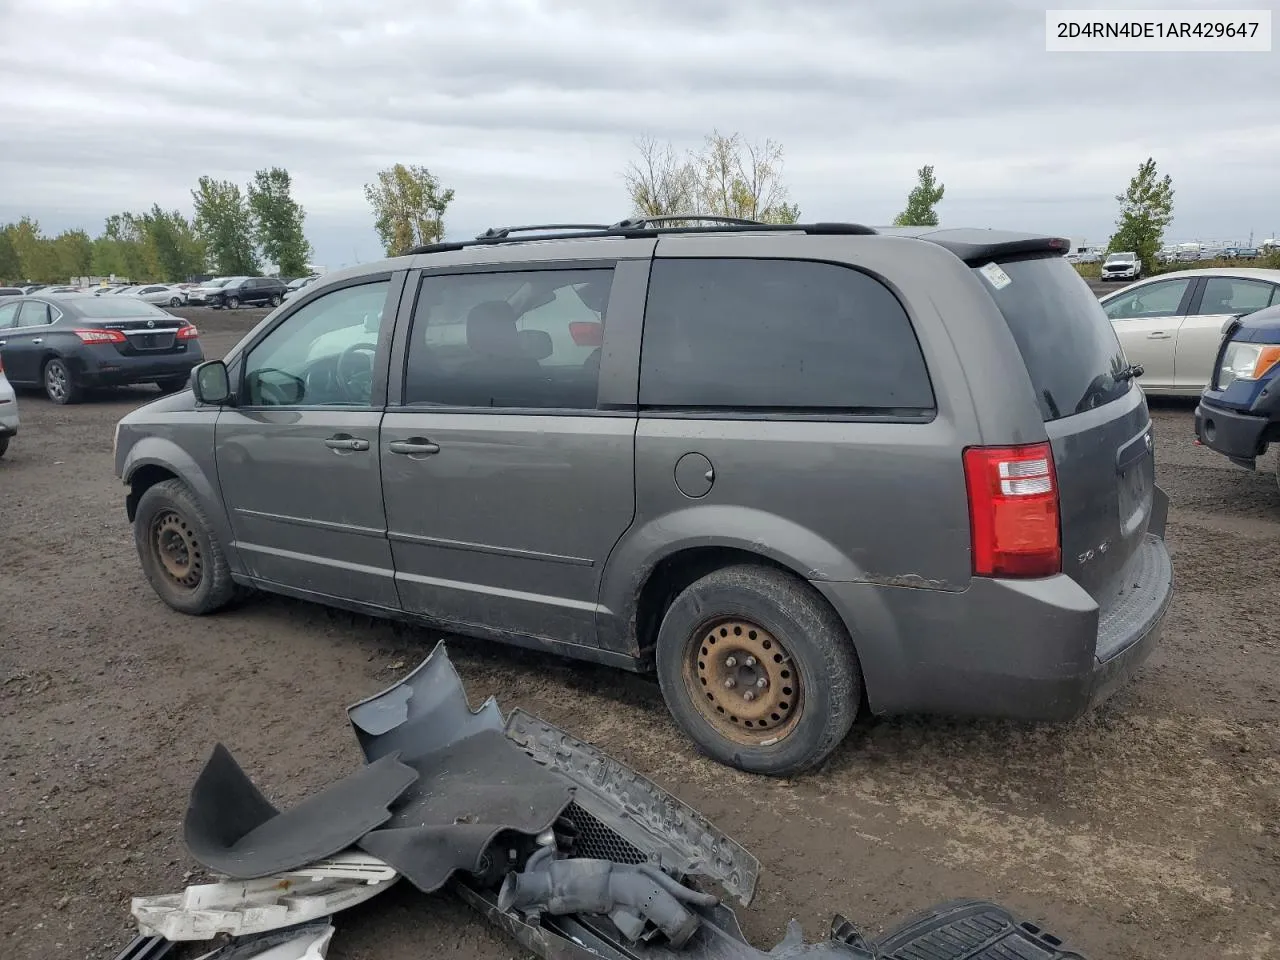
top-left (184, 743), bottom-right (417, 879)
top-left (348, 643), bottom-right (574, 893)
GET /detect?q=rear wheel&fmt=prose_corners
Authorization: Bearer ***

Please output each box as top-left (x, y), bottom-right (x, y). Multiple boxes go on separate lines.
top-left (43, 357), bottom-right (81, 404)
top-left (133, 478), bottom-right (236, 615)
top-left (654, 564), bottom-right (862, 777)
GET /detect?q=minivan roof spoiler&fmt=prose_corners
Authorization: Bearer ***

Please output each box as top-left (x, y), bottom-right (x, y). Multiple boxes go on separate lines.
top-left (881, 227), bottom-right (1071, 264)
top-left (404, 216), bottom-right (878, 256)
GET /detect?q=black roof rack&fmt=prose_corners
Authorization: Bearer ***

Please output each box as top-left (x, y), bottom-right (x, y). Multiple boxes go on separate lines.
top-left (404, 216), bottom-right (877, 256)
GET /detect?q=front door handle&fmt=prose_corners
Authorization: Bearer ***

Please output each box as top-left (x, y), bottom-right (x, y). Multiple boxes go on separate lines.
top-left (0, 340), bottom-right (6, 346)
top-left (31, 337), bottom-right (42, 345)
top-left (1147, 332), bottom-right (1171, 339)
top-left (324, 434), bottom-right (370, 451)
top-left (388, 438), bottom-right (440, 456)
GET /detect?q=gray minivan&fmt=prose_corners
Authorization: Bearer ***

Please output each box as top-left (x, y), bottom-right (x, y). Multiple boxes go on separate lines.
top-left (113, 219), bottom-right (1174, 776)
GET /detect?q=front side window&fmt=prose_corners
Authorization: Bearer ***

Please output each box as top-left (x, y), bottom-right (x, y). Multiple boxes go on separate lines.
top-left (242, 280), bottom-right (391, 407)
top-left (402, 268), bottom-right (614, 409)
top-left (1199, 277), bottom-right (1276, 315)
top-left (1102, 279), bottom-right (1191, 321)
top-left (639, 258), bottom-right (934, 413)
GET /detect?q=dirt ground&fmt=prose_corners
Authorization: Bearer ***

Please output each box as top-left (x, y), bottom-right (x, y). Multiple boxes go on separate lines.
top-left (2, 303), bottom-right (1278, 960)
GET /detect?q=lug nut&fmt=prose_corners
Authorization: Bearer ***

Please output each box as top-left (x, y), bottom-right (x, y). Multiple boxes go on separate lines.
top-left (743, 691), bottom-right (756, 702)
top-left (725, 656), bottom-right (737, 667)
top-left (724, 677), bottom-right (736, 689)
top-left (756, 677), bottom-right (768, 688)
top-left (744, 656), bottom-right (756, 667)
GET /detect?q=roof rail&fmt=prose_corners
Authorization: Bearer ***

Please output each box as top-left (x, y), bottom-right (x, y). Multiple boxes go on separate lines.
top-left (611, 214), bottom-right (765, 229)
top-left (403, 218), bottom-right (878, 256)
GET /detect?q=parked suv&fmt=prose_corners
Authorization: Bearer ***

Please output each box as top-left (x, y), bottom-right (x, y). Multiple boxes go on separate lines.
top-left (112, 218), bottom-right (1174, 776)
top-left (208, 276), bottom-right (288, 309)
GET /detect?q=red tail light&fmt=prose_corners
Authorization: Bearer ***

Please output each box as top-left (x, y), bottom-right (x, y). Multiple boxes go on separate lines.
top-left (962, 442), bottom-right (1061, 578)
top-left (74, 328), bottom-right (127, 344)
top-left (177, 324), bottom-right (199, 339)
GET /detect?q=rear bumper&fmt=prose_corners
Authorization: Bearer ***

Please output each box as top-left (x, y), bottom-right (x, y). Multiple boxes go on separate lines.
top-left (813, 492), bottom-right (1174, 722)
top-left (68, 344), bottom-right (205, 387)
top-left (1195, 400), bottom-right (1271, 468)
top-left (0, 399), bottom-right (18, 434)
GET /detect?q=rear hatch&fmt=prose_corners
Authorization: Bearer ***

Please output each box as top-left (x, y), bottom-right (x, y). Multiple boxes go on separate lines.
top-left (977, 255), bottom-right (1156, 620)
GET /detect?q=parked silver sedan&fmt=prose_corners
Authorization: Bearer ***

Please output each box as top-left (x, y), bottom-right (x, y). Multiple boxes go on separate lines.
top-left (1099, 267), bottom-right (1280, 395)
top-left (131, 284), bottom-right (189, 307)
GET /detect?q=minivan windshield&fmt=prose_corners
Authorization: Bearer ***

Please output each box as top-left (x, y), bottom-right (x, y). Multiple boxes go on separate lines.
top-left (976, 255), bottom-right (1131, 422)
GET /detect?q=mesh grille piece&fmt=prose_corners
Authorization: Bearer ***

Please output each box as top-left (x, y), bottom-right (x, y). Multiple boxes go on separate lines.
top-left (562, 802), bottom-right (649, 865)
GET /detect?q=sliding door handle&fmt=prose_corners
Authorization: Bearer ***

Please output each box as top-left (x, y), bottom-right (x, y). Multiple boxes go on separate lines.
top-left (388, 438), bottom-right (440, 456)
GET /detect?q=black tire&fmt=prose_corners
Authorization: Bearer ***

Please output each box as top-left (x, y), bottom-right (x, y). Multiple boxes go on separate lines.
top-left (0, 435), bottom-right (8, 458)
top-left (156, 376), bottom-right (189, 393)
top-left (169, 296), bottom-right (182, 307)
top-left (227, 296), bottom-right (241, 310)
top-left (42, 357), bottom-right (82, 404)
top-left (133, 478), bottom-right (236, 615)
top-left (654, 564), bottom-right (862, 777)
top-left (269, 294), bottom-right (282, 307)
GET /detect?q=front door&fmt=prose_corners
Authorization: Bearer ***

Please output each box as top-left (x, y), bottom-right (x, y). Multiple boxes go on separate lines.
top-left (214, 274), bottom-right (403, 608)
top-left (1101, 277), bottom-right (1194, 392)
top-left (1174, 275), bottom-right (1280, 391)
top-left (379, 262), bottom-right (641, 649)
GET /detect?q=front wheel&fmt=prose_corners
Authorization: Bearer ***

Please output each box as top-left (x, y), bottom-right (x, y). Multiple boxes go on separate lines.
top-left (133, 478), bottom-right (236, 615)
top-left (654, 564), bottom-right (862, 777)
top-left (227, 296), bottom-right (241, 310)
top-left (169, 296), bottom-right (183, 307)
top-left (269, 294), bottom-right (282, 307)
top-left (43, 357), bottom-right (82, 404)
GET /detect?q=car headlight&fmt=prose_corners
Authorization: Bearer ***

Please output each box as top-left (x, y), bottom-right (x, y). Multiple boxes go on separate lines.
top-left (1218, 342), bottom-right (1280, 388)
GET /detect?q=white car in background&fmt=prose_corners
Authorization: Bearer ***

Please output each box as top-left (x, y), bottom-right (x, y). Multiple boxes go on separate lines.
top-left (130, 284), bottom-right (189, 307)
top-left (0, 354), bottom-right (18, 458)
top-left (1099, 267), bottom-right (1280, 395)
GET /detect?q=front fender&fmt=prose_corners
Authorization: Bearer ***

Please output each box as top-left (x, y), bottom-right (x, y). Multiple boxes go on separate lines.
top-left (118, 433), bottom-right (241, 575)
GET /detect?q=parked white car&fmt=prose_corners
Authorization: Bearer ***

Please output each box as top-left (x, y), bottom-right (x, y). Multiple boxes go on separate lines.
top-left (130, 284), bottom-right (189, 307)
top-left (0, 354), bottom-right (19, 458)
top-left (1099, 267), bottom-right (1280, 395)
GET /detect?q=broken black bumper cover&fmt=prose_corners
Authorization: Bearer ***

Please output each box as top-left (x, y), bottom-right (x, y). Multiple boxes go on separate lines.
top-left (151, 641), bottom-right (1090, 959)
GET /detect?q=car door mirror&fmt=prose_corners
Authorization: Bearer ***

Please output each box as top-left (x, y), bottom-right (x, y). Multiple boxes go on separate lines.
top-left (192, 361), bottom-right (231, 404)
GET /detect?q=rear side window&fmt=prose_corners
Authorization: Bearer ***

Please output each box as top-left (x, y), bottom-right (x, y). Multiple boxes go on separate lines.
top-left (1199, 276), bottom-right (1276, 314)
top-left (976, 255), bottom-right (1130, 422)
top-left (639, 258), bottom-right (934, 413)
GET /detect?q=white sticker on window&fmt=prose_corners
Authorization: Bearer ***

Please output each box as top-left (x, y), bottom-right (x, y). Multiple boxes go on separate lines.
top-left (979, 262), bottom-right (1012, 290)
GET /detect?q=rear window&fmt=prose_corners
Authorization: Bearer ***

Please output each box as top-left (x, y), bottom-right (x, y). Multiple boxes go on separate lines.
top-left (639, 258), bottom-right (934, 414)
top-left (69, 297), bottom-right (171, 318)
top-left (976, 255), bottom-right (1130, 422)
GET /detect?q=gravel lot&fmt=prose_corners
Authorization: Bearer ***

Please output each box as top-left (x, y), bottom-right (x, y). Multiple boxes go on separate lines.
top-left (2, 300), bottom-right (1278, 960)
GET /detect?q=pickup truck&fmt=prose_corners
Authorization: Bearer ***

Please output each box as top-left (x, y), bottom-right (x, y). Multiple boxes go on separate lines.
top-left (1101, 251), bottom-right (1142, 281)
top-left (1195, 302), bottom-right (1280, 487)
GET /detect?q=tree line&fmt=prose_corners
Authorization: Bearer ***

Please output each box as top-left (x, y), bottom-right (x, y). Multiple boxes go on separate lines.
top-left (0, 132), bottom-right (1230, 286)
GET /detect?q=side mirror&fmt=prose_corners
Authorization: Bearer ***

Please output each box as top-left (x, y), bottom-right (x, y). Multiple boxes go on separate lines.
top-left (193, 360), bottom-right (231, 405)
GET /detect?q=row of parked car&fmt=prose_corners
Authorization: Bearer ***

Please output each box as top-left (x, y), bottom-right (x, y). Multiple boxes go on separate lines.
top-left (0, 274), bottom-right (322, 310)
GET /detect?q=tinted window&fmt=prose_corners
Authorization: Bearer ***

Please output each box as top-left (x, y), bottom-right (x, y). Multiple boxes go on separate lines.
top-left (243, 280), bottom-right (391, 406)
top-left (68, 297), bottom-right (170, 318)
top-left (16, 301), bottom-right (55, 325)
top-left (403, 268), bottom-right (613, 409)
top-left (1102, 278), bottom-right (1191, 320)
top-left (978, 255), bottom-right (1130, 422)
top-left (0, 302), bottom-right (19, 328)
top-left (639, 258), bottom-right (933, 412)
top-left (1200, 276), bottom-right (1275, 314)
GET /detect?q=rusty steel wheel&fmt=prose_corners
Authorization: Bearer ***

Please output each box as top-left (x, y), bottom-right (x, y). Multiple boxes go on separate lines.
top-left (151, 509), bottom-right (203, 590)
top-left (682, 618), bottom-right (804, 746)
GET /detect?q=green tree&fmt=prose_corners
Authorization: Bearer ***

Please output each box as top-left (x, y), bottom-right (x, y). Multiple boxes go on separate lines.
top-left (8, 217), bottom-right (60, 282)
top-left (694, 131), bottom-right (800, 224)
top-left (892, 165), bottom-right (946, 227)
top-left (0, 227), bottom-right (20, 282)
top-left (52, 229), bottom-right (94, 280)
top-left (364, 163), bottom-right (456, 256)
top-left (139, 205), bottom-right (206, 280)
top-left (1107, 158), bottom-right (1175, 275)
top-left (94, 213), bottom-right (156, 280)
top-left (248, 167), bottom-right (312, 276)
top-left (192, 176), bottom-right (259, 275)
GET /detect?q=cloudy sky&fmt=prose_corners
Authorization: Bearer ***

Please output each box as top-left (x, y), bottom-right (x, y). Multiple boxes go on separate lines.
top-left (0, 0), bottom-right (1275, 269)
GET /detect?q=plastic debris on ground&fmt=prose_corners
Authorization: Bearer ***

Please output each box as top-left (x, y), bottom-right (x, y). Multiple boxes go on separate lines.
top-left (123, 640), bottom-right (1090, 960)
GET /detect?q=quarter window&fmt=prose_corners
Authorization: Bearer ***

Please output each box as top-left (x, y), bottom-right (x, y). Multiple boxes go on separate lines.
top-left (638, 258), bottom-right (933, 412)
top-left (402, 268), bottom-right (614, 409)
top-left (0, 302), bottom-right (19, 328)
top-left (242, 280), bottom-right (391, 407)
top-left (16, 301), bottom-right (57, 326)
top-left (1102, 279), bottom-right (1191, 321)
